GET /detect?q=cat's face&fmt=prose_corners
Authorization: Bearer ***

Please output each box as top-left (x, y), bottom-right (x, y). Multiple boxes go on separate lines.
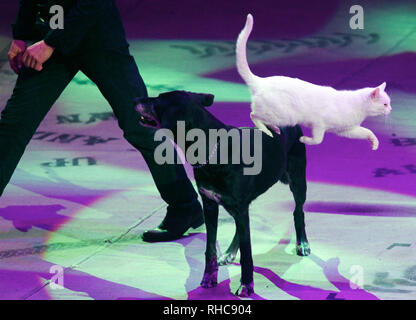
top-left (367, 82), bottom-right (392, 116)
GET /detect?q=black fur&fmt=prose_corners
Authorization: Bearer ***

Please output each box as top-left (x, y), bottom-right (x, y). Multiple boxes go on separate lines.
top-left (135, 91), bottom-right (310, 297)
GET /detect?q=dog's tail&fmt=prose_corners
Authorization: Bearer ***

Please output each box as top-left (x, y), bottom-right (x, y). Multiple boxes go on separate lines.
top-left (236, 14), bottom-right (259, 87)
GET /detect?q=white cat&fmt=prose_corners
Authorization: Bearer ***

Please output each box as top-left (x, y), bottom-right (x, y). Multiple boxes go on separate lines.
top-left (236, 14), bottom-right (392, 150)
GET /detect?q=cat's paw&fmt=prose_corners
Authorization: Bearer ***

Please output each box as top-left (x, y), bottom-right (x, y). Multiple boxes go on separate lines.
top-left (299, 136), bottom-right (310, 144)
top-left (369, 136), bottom-right (379, 150)
top-left (260, 127), bottom-right (274, 137)
top-left (269, 125), bottom-right (281, 135)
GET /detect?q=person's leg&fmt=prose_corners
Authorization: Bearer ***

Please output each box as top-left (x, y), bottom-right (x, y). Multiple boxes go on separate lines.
top-left (0, 55), bottom-right (78, 196)
top-left (78, 50), bottom-right (202, 241)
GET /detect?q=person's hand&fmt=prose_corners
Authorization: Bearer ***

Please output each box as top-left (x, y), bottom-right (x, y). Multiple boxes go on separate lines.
top-left (22, 40), bottom-right (54, 71)
top-left (8, 40), bottom-right (26, 74)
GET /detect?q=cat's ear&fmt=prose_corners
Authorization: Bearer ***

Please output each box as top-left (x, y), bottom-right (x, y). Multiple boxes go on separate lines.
top-left (370, 87), bottom-right (381, 100)
top-left (379, 82), bottom-right (386, 91)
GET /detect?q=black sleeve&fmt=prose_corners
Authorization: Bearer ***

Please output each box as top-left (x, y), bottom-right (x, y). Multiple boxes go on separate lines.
top-left (44, 0), bottom-right (112, 55)
top-left (12, 0), bottom-right (37, 40)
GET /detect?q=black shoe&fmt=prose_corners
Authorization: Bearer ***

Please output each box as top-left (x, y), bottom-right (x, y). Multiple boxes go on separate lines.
top-left (142, 202), bottom-right (204, 242)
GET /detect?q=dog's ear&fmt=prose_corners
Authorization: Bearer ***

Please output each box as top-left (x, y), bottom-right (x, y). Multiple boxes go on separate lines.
top-left (133, 96), bottom-right (143, 105)
top-left (133, 96), bottom-right (151, 106)
top-left (201, 93), bottom-right (215, 107)
top-left (191, 92), bottom-right (215, 107)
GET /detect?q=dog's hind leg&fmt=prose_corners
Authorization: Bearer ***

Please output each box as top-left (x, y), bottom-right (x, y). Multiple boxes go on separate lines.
top-left (286, 137), bottom-right (311, 256)
top-left (218, 232), bottom-right (239, 266)
top-left (200, 194), bottom-right (220, 289)
top-left (232, 207), bottom-right (254, 297)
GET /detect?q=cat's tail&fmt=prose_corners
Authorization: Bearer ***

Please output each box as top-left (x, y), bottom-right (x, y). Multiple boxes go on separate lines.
top-left (236, 14), bottom-right (259, 86)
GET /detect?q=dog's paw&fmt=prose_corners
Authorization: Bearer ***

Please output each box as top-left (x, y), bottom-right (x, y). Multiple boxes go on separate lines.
top-left (296, 242), bottom-right (311, 256)
top-left (200, 271), bottom-right (218, 288)
top-left (235, 282), bottom-right (254, 297)
top-left (218, 252), bottom-right (237, 266)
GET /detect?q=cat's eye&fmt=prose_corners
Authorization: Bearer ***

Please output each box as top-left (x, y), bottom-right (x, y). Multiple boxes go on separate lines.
top-left (384, 104), bottom-right (388, 106)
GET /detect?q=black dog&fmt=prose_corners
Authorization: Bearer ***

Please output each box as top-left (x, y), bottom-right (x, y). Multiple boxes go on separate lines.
top-left (135, 91), bottom-right (310, 297)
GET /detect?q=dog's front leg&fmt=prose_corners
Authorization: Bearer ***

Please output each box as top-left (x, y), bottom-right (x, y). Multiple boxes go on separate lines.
top-left (218, 232), bottom-right (239, 266)
top-left (200, 194), bottom-right (219, 288)
top-left (233, 208), bottom-right (254, 297)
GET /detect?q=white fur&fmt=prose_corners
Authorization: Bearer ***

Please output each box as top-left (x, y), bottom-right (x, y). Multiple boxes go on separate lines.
top-left (236, 14), bottom-right (392, 150)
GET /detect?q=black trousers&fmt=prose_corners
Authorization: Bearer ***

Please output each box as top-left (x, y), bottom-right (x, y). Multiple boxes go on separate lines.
top-left (0, 49), bottom-right (198, 208)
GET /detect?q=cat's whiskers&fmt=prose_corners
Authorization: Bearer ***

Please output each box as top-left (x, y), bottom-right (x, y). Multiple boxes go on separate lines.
top-left (384, 113), bottom-right (394, 133)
